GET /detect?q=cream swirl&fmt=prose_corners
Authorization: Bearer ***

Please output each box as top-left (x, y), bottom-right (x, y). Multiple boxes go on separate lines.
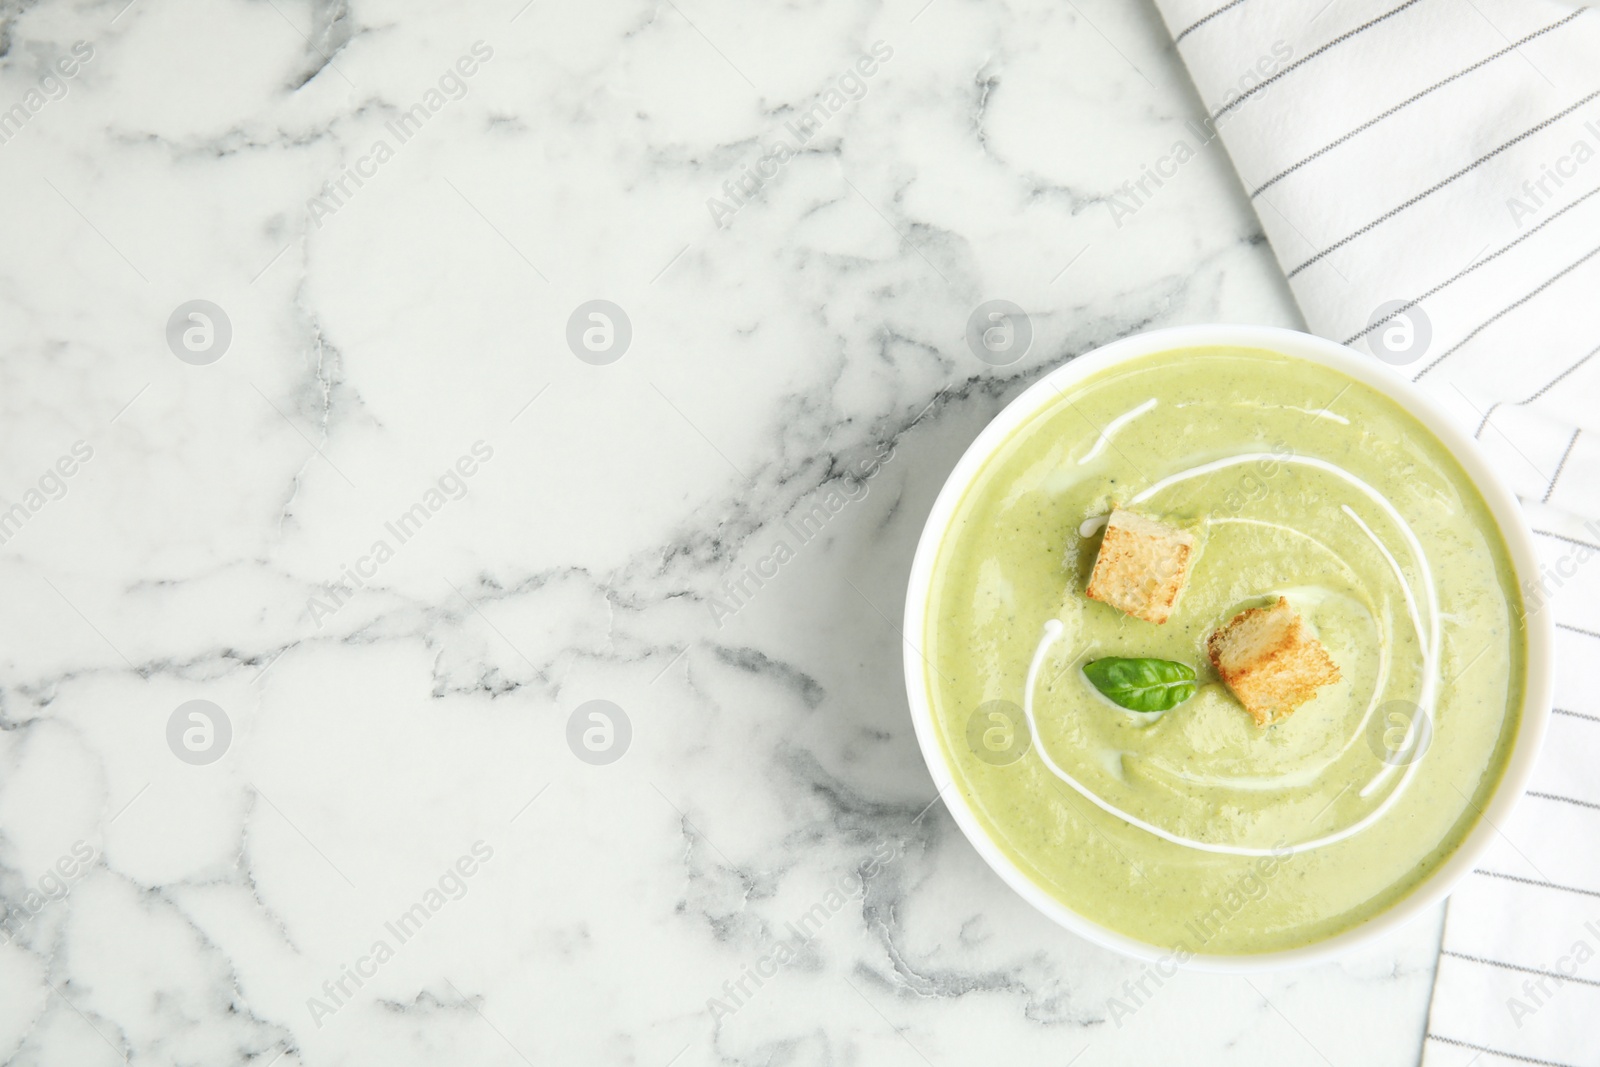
top-left (1019, 451), bottom-right (1441, 856)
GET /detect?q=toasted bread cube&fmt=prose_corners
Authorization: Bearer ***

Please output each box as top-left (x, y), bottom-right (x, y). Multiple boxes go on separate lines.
top-left (1084, 508), bottom-right (1195, 624)
top-left (1206, 597), bottom-right (1340, 726)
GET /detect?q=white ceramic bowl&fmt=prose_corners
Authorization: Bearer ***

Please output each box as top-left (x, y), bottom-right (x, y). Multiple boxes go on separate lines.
top-left (902, 324), bottom-right (1553, 971)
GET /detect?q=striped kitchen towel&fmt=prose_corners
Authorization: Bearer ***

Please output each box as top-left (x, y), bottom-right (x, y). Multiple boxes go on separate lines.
top-left (1145, 0), bottom-right (1600, 1063)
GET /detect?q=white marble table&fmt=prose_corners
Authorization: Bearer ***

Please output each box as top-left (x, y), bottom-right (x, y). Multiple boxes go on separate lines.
top-left (0, 0), bottom-right (1440, 1063)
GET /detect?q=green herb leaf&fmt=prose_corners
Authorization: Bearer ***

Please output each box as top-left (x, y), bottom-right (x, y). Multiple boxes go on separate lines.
top-left (1083, 657), bottom-right (1197, 713)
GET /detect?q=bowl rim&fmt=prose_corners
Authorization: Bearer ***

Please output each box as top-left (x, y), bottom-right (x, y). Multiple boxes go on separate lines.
top-left (900, 323), bottom-right (1554, 972)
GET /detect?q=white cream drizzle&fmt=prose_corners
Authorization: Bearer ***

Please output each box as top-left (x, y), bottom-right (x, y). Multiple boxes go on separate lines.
top-left (1341, 503), bottom-right (1438, 798)
top-left (1292, 406), bottom-right (1350, 424)
top-left (1078, 514), bottom-right (1110, 538)
top-left (1018, 451), bottom-right (1441, 856)
top-left (1173, 400), bottom-right (1351, 425)
top-left (1077, 398), bottom-right (1157, 465)
top-left (1152, 587), bottom-right (1390, 792)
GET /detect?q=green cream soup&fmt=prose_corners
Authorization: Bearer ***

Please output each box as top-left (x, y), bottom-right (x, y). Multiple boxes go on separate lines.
top-left (924, 347), bottom-right (1525, 954)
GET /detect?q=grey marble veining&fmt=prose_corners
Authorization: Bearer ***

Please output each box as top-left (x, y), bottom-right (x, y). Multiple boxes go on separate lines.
top-left (0, 0), bottom-right (1438, 1063)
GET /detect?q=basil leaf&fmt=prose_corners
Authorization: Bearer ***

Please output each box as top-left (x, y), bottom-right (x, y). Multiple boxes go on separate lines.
top-left (1083, 657), bottom-right (1196, 713)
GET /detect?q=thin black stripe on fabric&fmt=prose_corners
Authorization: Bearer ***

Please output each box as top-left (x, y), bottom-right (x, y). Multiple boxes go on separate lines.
top-left (1544, 430), bottom-right (1582, 503)
top-left (1341, 184), bottom-right (1600, 347)
top-left (1474, 869), bottom-right (1600, 899)
top-left (1411, 240), bottom-right (1600, 378)
top-left (1441, 949), bottom-right (1600, 989)
top-left (1251, 10), bottom-right (1586, 197)
top-left (1526, 790), bottom-right (1600, 813)
top-left (1475, 401), bottom-right (1503, 439)
top-left (1426, 1034), bottom-right (1582, 1067)
top-left (1522, 340), bottom-right (1600, 404)
top-left (1554, 707), bottom-right (1600, 725)
top-left (1210, 0), bottom-right (1430, 121)
top-left (1534, 530), bottom-right (1600, 552)
top-left (1173, 0), bottom-right (1248, 45)
top-left (1288, 89), bottom-right (1600, 279)
top-left (1469, 342), bottom-right (1599, 462)
top-left (1557, 622), bottom-right (1600, 640)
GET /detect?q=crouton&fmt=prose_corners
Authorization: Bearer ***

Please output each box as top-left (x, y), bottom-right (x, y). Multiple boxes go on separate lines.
top-left (1084, 507), bottom-right (1195, 624)
top-left (1206, 597), bottom-right (1340, 726)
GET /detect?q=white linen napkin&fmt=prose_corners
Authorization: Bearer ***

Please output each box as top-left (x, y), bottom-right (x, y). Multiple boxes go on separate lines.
top-left (1145, 1), bottom-right (1600, 1062)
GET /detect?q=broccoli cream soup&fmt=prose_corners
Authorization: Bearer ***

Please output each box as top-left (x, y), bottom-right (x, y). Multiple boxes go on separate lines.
top-left (923, 347), bottom-right (1525, 954)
